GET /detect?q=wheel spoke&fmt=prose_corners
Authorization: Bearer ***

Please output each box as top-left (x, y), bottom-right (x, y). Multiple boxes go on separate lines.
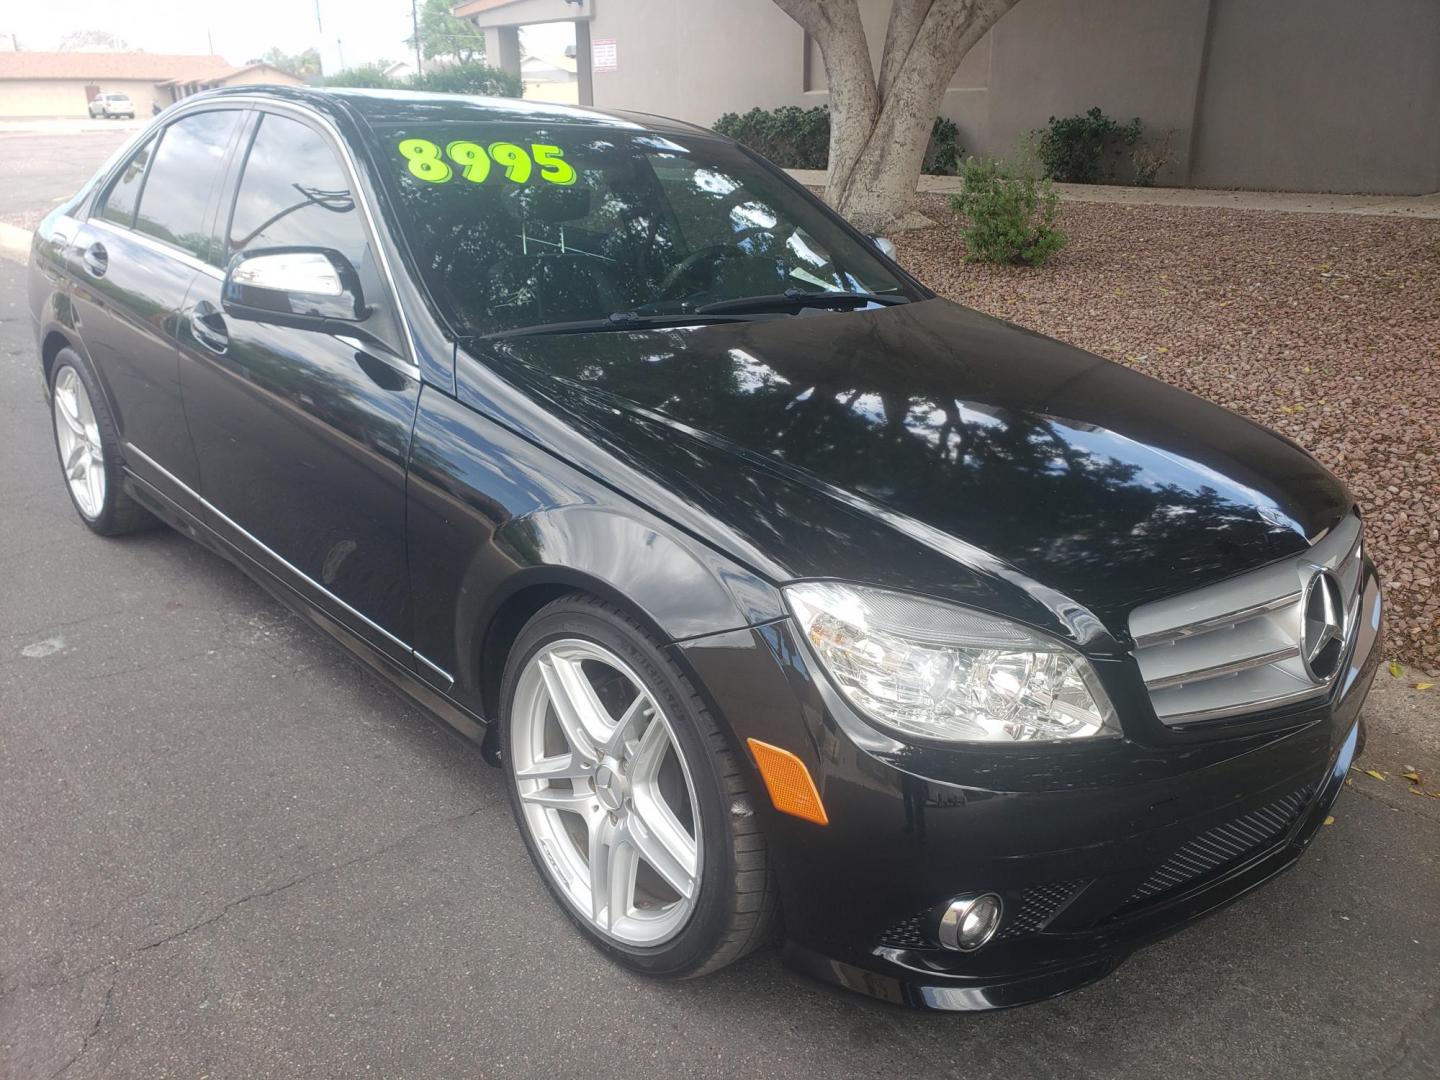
top-left (627, 802), bottom-right (696, 900)
top-left (75, 386), bottom-right (96, 429)
top-left (87, 465), bottom-right (104, 514)
top-left (603, 693), bottom-right (651, 758)
top-left (513, 752), bottom-right (592, 782)
top-left (57, 396), bottom-right (85, 437)
top-left (63, 443), bottom-right (85, 473)
top-left (538, 655), bottom-right (612, 756)
top-left (517, 786), bottom-right (594, 815)
top-left (67, 454), bottom-right (87, 481)
top-left (628, 711), bottom-right (671, 780)
top-left (604, 826), bottom-right (639, 929)
top-left (586, 813), bottom-right (616, 924)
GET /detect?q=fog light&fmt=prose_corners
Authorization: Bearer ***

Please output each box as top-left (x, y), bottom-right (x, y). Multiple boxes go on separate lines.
top-left (937, 893), bottom-right (1003, 952)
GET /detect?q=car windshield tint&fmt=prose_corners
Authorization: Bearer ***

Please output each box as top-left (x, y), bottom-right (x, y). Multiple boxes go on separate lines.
top-left (374, 123), bottom-right (908, 336)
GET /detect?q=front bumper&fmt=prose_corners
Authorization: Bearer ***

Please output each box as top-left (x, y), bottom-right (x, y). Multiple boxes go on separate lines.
top-left (678, 560), bottom-right (1383, 1010)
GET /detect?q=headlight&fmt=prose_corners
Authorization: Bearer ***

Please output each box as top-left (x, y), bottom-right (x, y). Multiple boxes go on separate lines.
top-left (785, 582), bottom-right (1119, 743)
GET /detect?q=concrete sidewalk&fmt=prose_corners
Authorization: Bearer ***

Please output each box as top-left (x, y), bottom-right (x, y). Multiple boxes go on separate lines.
top-left (786, 168), bottom-right (1440, 219)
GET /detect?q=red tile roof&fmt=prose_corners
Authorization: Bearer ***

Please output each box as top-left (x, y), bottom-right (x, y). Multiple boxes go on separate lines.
top-left (0, 52), bottom-right (234, 82)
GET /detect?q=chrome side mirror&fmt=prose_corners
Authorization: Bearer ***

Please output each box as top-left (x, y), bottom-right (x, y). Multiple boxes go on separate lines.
top-left (870, 235), bottom-right (898, 261)
top-left (222, 247), bottom-right (366, 327)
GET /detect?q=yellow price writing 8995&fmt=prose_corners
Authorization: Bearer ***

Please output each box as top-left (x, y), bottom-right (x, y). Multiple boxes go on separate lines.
top-left (396, 139), bottom-right (577, 186)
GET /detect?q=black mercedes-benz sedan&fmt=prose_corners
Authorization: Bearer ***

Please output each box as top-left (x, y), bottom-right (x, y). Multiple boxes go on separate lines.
top-left (27, 87), bottom-right (1382, 1010)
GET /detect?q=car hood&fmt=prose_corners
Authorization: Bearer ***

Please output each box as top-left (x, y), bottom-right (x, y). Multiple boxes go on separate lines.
top-left (482, 298), bottom-right (1351, 633)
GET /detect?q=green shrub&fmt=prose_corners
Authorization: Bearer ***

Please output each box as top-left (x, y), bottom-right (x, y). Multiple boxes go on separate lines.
top-left (1035, 106), bottom-right (1141, 184)
top-left (923, 116), bottom-right (963, 177)
top-left (713, 106), bottom-right (832, 169)
top-left (712, 106), bottom-right (964, 175)
top-left (950, 157), bottom-right (1066, 266)
top-left (321, 63), bottom-right (402, 89)
top-left (412, 60), bottom-right (522, 98)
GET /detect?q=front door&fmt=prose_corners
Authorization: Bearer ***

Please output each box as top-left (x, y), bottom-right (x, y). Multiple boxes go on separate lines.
top-left (178, 108), bottom-right (421, 663)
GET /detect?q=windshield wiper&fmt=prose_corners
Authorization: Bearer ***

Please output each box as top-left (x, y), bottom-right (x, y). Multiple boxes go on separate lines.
top-left (693, 288), bottom-right (909, 316)
top-left (481, 310), bottom-right (757, 342)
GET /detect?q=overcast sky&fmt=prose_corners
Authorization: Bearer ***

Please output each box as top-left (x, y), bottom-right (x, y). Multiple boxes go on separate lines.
top-left (4, 0), bottom-right (574, 72)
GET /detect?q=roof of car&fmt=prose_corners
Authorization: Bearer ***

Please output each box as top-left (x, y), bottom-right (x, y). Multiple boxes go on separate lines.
top-left (185, 85), bottom-right (718, 139)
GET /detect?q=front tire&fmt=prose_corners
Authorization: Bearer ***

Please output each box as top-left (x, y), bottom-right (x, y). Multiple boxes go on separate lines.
top-left (49, 349), bottom-right (157, 536)
top-left (499, 594), bottom-right (779, 978)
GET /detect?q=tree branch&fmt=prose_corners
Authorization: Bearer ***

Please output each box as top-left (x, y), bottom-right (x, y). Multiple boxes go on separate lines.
top-left (878, 0), bottom-right (933, 99)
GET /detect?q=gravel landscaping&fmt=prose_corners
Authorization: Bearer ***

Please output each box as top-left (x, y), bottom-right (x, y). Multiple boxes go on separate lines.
top-left (896, 195), bottom-right (1440, 674)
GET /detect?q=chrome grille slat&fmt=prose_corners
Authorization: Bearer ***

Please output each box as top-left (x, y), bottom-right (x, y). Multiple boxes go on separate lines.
top-left (1130, 514), bottom-right (1364, 726)
top-left (1131, 592), bottom-right (1299, 649)
top-left (1144, 645), bottom-right (1300, 691)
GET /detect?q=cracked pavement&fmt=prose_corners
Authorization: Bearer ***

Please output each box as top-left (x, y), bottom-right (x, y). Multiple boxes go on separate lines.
top-left (1, 141), bottom-right (1438, 1078)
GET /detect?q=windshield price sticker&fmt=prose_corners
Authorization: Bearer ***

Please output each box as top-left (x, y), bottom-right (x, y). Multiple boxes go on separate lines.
top-left (397, 139), bottom-right (577, 186)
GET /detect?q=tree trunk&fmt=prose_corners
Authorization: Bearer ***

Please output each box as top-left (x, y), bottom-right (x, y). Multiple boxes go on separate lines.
top-left (773, 0), bottom-right (1018, 232)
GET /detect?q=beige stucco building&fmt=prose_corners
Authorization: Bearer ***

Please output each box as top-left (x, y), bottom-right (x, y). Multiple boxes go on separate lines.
top-left (0, 53), bottom-right (304, 119)
top-left (454, 0), bottom-right (1440, 195)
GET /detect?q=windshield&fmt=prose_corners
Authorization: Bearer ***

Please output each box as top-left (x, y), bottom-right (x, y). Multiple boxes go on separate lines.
top-left (372, 122), bottom-right (911, 336)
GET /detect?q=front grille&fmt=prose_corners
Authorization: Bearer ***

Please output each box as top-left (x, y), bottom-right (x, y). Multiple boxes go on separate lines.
top-left (1129, 513), bottom-right (1364, 726)
top-left (1121, 784), bottom-right (1315, 909)
top-left (995, 879), bottom-right (1087, 940)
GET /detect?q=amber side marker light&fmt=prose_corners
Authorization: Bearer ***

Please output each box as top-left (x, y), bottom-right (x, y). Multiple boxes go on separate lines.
top-left (746, 738), bottom-right (829, 825)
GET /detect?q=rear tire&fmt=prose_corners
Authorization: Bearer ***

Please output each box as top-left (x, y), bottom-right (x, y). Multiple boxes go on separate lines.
top-left (48, 348), bottom-right (158, 536)
top-left (499, 594), bottom-right (779, 978)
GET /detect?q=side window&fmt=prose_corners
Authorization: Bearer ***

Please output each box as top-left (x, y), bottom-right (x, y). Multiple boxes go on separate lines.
top-left (229, 112), bottom-right (400, 350)
top-left (98, 135), bottom-right (155, 228)
top-left (133, 109), bottom-right (242, 265)
top-left (229, 113), bottom-right (369, 264)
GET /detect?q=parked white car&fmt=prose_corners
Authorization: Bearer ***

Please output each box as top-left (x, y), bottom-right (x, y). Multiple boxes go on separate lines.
top-left (87, 93), bottom-right (135, 119)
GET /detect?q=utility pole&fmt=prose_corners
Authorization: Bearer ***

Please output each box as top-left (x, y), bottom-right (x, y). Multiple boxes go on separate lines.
top-left (411, 0), bottom-right (424, 77)
top-left (314, 0), bottom-right (326, 76)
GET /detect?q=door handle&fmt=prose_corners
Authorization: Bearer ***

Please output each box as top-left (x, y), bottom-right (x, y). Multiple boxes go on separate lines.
top-left (188, 300), bottom-right (229, 354)
top-left (82, 242), bottom-right (108, 277)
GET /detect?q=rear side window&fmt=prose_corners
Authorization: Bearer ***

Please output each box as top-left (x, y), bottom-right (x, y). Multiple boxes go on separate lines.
top-left (97, 135), bottom-right (155, 227)
top-left (133, 109), bottom-right (242, 265)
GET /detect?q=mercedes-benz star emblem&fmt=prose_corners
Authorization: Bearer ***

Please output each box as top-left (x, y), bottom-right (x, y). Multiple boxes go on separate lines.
top-left (1300, 570), bottom-right (1346, 681)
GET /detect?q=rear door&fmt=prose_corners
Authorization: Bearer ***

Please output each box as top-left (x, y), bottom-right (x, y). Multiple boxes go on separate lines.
top-left (178, 107), bottom-right (421, 663)
top-left (67, 108), bottom-right (244, 516)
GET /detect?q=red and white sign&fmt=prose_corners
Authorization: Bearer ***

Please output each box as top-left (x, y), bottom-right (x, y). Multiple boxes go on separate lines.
top-left (592, 38), bottom-right (618, 73)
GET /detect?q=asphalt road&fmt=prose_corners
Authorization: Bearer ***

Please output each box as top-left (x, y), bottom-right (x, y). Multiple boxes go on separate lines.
top-left (1, 132), bottom-right (1437, 1079)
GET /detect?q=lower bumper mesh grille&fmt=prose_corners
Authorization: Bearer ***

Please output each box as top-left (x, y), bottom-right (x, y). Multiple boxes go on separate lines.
top-left (995, 879), bottom-right (1087, 940)
top-left (878, 912), bottom-right (931, 950)
top-left (1122, 784), bottom-right (1315, 909)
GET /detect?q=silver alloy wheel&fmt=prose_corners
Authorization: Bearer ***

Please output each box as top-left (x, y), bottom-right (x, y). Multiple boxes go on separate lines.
top-left (511, 639), bottom-right (702, 947)
top-left (52, 366), bottom-right (106, 519)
